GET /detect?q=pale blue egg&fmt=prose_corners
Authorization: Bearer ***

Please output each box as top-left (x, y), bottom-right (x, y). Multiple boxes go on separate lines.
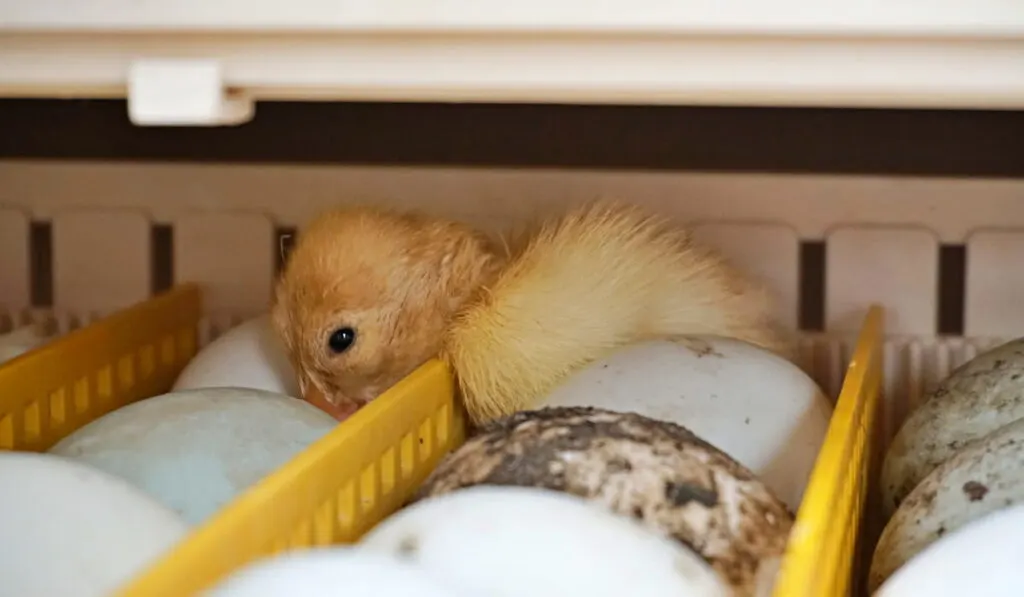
top-left (49, 387), bottom-right (337, 525)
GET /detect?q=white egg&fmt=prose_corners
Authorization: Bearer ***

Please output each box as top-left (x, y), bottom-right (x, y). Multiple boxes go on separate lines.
top-left (49, 387), bottom-right (337, 525)
top-left (360, 485), bottom-right (729, 597)
top-left (0, 322), bottom-right (55, 364)
top-left (203, 548), bottom-right (468, 597)
top-left (0, 451), bottom-right (188, 597)
top-left (172, 314), bottom-right (299, 397)
top-left (875, 503), bottom-right (1024, 597)
top-left (538, 336), bottom-right (832, 510)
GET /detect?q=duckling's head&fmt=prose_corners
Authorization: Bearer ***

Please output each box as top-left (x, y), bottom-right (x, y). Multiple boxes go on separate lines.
top-left (271, 206), bottom-right (500, 421)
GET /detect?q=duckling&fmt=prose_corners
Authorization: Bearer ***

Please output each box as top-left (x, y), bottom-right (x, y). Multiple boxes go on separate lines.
top-left (272, 200), bottom-right (791, 425)
top-left (270, 206), bottom-right (503, 421)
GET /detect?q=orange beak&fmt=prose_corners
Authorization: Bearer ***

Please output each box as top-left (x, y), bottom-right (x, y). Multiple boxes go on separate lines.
top-left (302, 380), bottom-right (362, 422)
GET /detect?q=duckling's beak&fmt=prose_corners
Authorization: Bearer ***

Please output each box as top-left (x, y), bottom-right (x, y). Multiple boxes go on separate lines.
top-left (299, 374), bottom-right (361, 422)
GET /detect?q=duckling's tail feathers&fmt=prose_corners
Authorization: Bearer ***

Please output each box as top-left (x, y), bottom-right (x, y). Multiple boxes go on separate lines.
top-left (443, 200), bottom-right (791, 424)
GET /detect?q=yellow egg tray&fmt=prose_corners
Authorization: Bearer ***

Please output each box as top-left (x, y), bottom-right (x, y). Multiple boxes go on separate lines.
top-left (0, 284), bottom-right (883, 597)
top-left (0, 285), bottom-right (202, 452)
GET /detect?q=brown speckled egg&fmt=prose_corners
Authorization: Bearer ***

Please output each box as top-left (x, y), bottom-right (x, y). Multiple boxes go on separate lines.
top-left (414, 406), bottom-right (793, 597)
top-left (870, 416), bottom-right (1024, 593)
top-left (880, 338), bottom-right (1024, 517)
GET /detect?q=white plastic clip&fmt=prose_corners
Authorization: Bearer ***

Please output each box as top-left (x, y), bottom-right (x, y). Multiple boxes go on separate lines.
top-left (127, 59), bottom-right (254, 126)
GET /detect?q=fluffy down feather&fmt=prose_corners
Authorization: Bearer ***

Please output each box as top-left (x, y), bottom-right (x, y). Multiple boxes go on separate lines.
top-left (445, 201), bottom-right (790, 423)
top-left (272, 200), bottom-right (790, 425)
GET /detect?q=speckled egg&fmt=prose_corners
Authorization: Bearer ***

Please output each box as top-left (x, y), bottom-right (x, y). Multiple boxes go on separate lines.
top-left (881, 338), bottom-right (1024, 516)
top-left (49, 387), bottom-right (337, 525)
top-left (414, 406), bottom-right (793, 597)
top-left (870, 416), bottom-right (1024, 592)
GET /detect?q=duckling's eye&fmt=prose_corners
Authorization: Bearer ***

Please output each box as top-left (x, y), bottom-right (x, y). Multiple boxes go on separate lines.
top-left (327, 327), bottom-right (356, 354)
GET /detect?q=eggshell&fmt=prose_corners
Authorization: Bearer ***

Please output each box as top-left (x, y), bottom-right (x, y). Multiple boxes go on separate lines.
top-left (0, 322), bottom-right (55, 364)
top-left (538, 337), bottom-right (832, 510)
top-left (172, 314), bottom-right (299, 397)
top-left (204, 548), bottom-right (468, 597)
top-left (0, 451), bottom-right (188, 597)
top-left (361, 485), bottom-right (730, 597)
top-left (881, 337), bottom-right (1024, 516)
top-left (870, 416), bottom-right (1024, 592)
top-left (415, 406), bottom-right (792, 597)
top-left (874, 503), bottom-right (1024, 597)
top-left (49, 387), bottom-right (337, 524)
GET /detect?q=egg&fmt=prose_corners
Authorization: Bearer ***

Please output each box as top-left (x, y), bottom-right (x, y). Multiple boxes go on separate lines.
top-left (538, 337), bottom-right (832, 510)
top-left (870, 416), bottom-right (1024, 592)
top-left (415, 406), bottom-right (792, 597)
top-left (172, 314), bottom-right (299, 397)
top-left (0, 322), bottom-right (55, 364)
top-left (874, 503), bottom-right (1024, 597)
top-left (203, 548), bottom-right (468, 597)
top-left (49, 387), bottom-right (337, 525)
top-left (0, 451), bottom-right (188, 597)
top-left (360, 485), bottom-right (729, 597)
top-left (881, 337), bottom-right (1024, 516)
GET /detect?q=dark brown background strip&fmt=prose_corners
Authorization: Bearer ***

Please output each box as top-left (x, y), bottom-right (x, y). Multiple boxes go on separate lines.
top-left (28, 222), bottom-right (52, 308)
top-left (937, 245), bottom-right (967, 336)
top-left (2, 99), bottom-right (1023, 178)
top-left (151, 225), bottom-right (174, 295)
top-left (798, 242), bottom-right (826, 332)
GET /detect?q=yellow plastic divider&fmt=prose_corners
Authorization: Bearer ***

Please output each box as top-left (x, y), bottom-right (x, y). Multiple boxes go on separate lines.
top-left (0, 285), bottom-right (202, 452)
top-left (115, 358), bottom-right (466, 597)
top-left (772, 305), bottom-right (884, 597)
top-left (1, 283), bottom-right (884, 597)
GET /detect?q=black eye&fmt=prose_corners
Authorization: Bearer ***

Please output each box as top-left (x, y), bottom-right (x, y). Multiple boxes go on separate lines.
top-left (327, 327), bottom-right (356, 354)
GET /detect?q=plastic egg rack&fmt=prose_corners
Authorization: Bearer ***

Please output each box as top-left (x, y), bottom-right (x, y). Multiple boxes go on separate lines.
top-left (0, 279), bottom-right (877, 597)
